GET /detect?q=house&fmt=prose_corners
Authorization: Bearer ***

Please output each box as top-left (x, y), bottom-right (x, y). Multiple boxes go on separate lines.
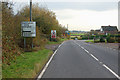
top-left (90, 29), bottom-right (101, 35)
top-left (100, 25), bottom-right (118, 35)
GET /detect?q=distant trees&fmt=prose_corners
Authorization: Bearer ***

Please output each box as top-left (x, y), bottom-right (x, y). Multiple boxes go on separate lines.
top-left (2, 2), bottom-right (67, 64)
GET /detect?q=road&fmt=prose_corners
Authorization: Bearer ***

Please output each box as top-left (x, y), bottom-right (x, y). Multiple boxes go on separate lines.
top-left (39, 40), bottom-right (119, 79)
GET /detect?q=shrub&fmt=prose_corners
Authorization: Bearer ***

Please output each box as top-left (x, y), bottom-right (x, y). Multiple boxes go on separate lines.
top-left (78, 37), bottom-right (82, 40)
top-left (100, 37), bottom-right (105, 42)
top-left (115, 37), bottom-right (120, 43)
top-left (82, 36), bottom-right (89, 40)
top-left (56, 37), bottom-right (60, 42)
top-left (94, 40), bottom-right (100, 43)
top-left (106, 37), bottom-right (115, 43)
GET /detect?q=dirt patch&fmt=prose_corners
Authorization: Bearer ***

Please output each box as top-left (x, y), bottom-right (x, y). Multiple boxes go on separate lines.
top-left (45, 44), bottom-right (60, 52)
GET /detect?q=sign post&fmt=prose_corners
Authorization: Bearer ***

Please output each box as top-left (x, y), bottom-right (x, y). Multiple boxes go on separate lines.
top-left (30, 0), bottom-right (33, 48)
top-left (21, 21), bottom-right (36, 50)
top-left (21, 0), bottom-right (36, 51)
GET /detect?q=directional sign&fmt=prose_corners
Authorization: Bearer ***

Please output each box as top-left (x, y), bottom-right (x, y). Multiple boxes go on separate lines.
top-left (21, 21), bottom-right (36, 37)
top-left (68, 33), bottom-right (70, 35)
top-left (65, 31), bottom-right (69, 33)
top-left (51, 30), bottom-right (56, 38)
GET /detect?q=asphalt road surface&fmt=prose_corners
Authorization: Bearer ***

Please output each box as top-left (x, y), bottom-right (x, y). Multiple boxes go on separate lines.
top-left (40, 40), bottom-right (119, 79)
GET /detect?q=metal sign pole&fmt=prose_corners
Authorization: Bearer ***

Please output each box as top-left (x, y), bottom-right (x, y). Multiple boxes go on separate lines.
top-left (30, 0), bottom-right (33, 49)
top-left (24, 37), bottom-right (26, 51)
top-left (30, 0), bottom-right (32, 21)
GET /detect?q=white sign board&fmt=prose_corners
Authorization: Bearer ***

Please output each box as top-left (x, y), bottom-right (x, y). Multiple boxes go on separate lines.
top-left (65, 31), bottom-right (69, 33)
top-left (21, 21), bottom-right (36, 37)
top-left (51, 30), bottom-right (56, 38)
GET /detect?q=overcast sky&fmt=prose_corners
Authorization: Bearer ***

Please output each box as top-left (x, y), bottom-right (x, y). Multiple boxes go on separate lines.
top-left (6, 0), bottom-right (119, 31)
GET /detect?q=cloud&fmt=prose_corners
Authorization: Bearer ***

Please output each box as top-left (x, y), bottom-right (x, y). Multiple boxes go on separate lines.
top-left (5, 0), bottom-right (120, 2)
top-left (54, 9), bottom-right (118, 31)
top-left (11, 1), bottom-right (118, 31)
top-left (46, 2), bottom-right (118, 11)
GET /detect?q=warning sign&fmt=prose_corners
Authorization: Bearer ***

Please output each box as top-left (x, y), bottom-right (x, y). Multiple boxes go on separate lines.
top-left (51, 30), bottom-right (56, 38)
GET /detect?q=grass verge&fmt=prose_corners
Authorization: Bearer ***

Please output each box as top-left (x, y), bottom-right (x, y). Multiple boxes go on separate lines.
top-left (2, 49), bottom-right (52, 78)
top-left (47, 38), bottom-right (67, 44)
top-left (85, 39), bottom-right (109, 43)
top-left (2, 38), bottom-right (67, 78)
top-left (85, 40), bottom-right (94, 43)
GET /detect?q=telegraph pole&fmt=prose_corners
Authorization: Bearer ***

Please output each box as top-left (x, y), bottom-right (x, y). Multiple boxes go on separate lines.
top-left (30, 0), bottom-right (32, 21)
top-left (67, 24), bottom-right (68, 30)
top-left (30, 0), bottom-right (33, 49)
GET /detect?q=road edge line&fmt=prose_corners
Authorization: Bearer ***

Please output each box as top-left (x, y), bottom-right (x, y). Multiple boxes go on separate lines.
top-left (36, 41), bottom-right (65, 80)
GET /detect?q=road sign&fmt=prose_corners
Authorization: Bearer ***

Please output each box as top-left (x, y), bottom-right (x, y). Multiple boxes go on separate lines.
top-left (65, 31), bottom-right (69, 33)
top-left (51, 30), bottom-right (56, 38)
top-left (68, 33), bottom-right (70, 35)
top-left (21, 21), bottom-right (36, 37)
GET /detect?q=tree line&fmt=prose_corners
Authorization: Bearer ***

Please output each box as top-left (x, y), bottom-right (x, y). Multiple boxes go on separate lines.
top-left (2, 2), bottom-right (67, 64)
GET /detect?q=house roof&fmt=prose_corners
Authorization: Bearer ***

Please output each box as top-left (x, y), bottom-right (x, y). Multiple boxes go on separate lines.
top-left (101, 26), bottom-right (118, 31)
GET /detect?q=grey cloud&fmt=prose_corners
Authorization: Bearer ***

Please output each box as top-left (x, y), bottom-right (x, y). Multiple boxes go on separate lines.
top-left (46, 2), bottom-right (118, 11)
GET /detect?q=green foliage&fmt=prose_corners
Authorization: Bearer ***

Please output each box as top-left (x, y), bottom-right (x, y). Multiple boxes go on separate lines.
top-left (19, 4), bottom-right (66, 37)
top-left (94, 40), bottom-right (100, 43)
top-left (2, 2), bottom-right (24, 64)
top-left (99, 37), bottom-right (105, 42)
top-left (47, 38), bottom-right (67, 44)
top-left (106, 37), bottom-right (115, 43)
top-left (2, 2), bottom-right (67, 64)
top-left (78, 37), bottom-right (82, 40)
top-left (115, 37), bottom-right (120, 43)
top-left (85, 40), bottom-right (94, 43)
top-left (2, 49), bottom-right (52, 78)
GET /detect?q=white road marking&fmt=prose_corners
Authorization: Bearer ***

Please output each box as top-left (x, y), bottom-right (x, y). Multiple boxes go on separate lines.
top-left (74, 41), bottom-right (120, 79)
top-left (103, 64), bottom-right (120, 79)
top-left (90, 54), bottom-right (99, 61)
top-left (99, 62), bottom-right (103, 64)
top-left (84, 49), bottom-right (89, 53)
top-left (37, 42), bottom-right (64, 80)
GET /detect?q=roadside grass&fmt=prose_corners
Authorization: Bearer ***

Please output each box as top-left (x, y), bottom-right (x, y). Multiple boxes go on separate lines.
top-left (85, 39), bottom-right (108, 43)
top-left (47, 38), bottom-right (67, 44)
top-left (70, 33), bottom-right (85, 36)
top-left (2, 38), bottom-right (67, 78)
top-left (2, 49), bottom-right (52, 78)
top-left (70, 36), bottom-right (81, 38)
top-left (85, 40), bottom-right (94, 43)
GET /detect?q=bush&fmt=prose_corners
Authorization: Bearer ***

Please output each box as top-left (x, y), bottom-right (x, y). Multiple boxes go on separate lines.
top-left (78, 37), bottom-right (82, 40)
top-left (94, 40), bottom-right (100, 43)
top-left (82, 36), bottom-right (89, 40)
top-left (50, 37), bottom-right (60, 42)
top-left (115, 37), bottom-right (120, 43)
top-left (2, 2), bottom-right (67, 65)
top-left (100, 37), bottom-right (105, 42)
top-left (56, 37), bottom-right (60, 42)
top-left (106, 37), bottom-right (115, 43)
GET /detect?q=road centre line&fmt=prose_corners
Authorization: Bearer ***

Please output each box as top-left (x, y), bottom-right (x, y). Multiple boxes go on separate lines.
top-left (84, 49), bottom-right (89, 53)
top-left (37, 42), bottom-right (64, 80)
top-left (74, 41), bottom-right (120, 79)
top-left (103, 64), bottom-right (120, 79)
top-left (90, 54), bottom-right (99, 61)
